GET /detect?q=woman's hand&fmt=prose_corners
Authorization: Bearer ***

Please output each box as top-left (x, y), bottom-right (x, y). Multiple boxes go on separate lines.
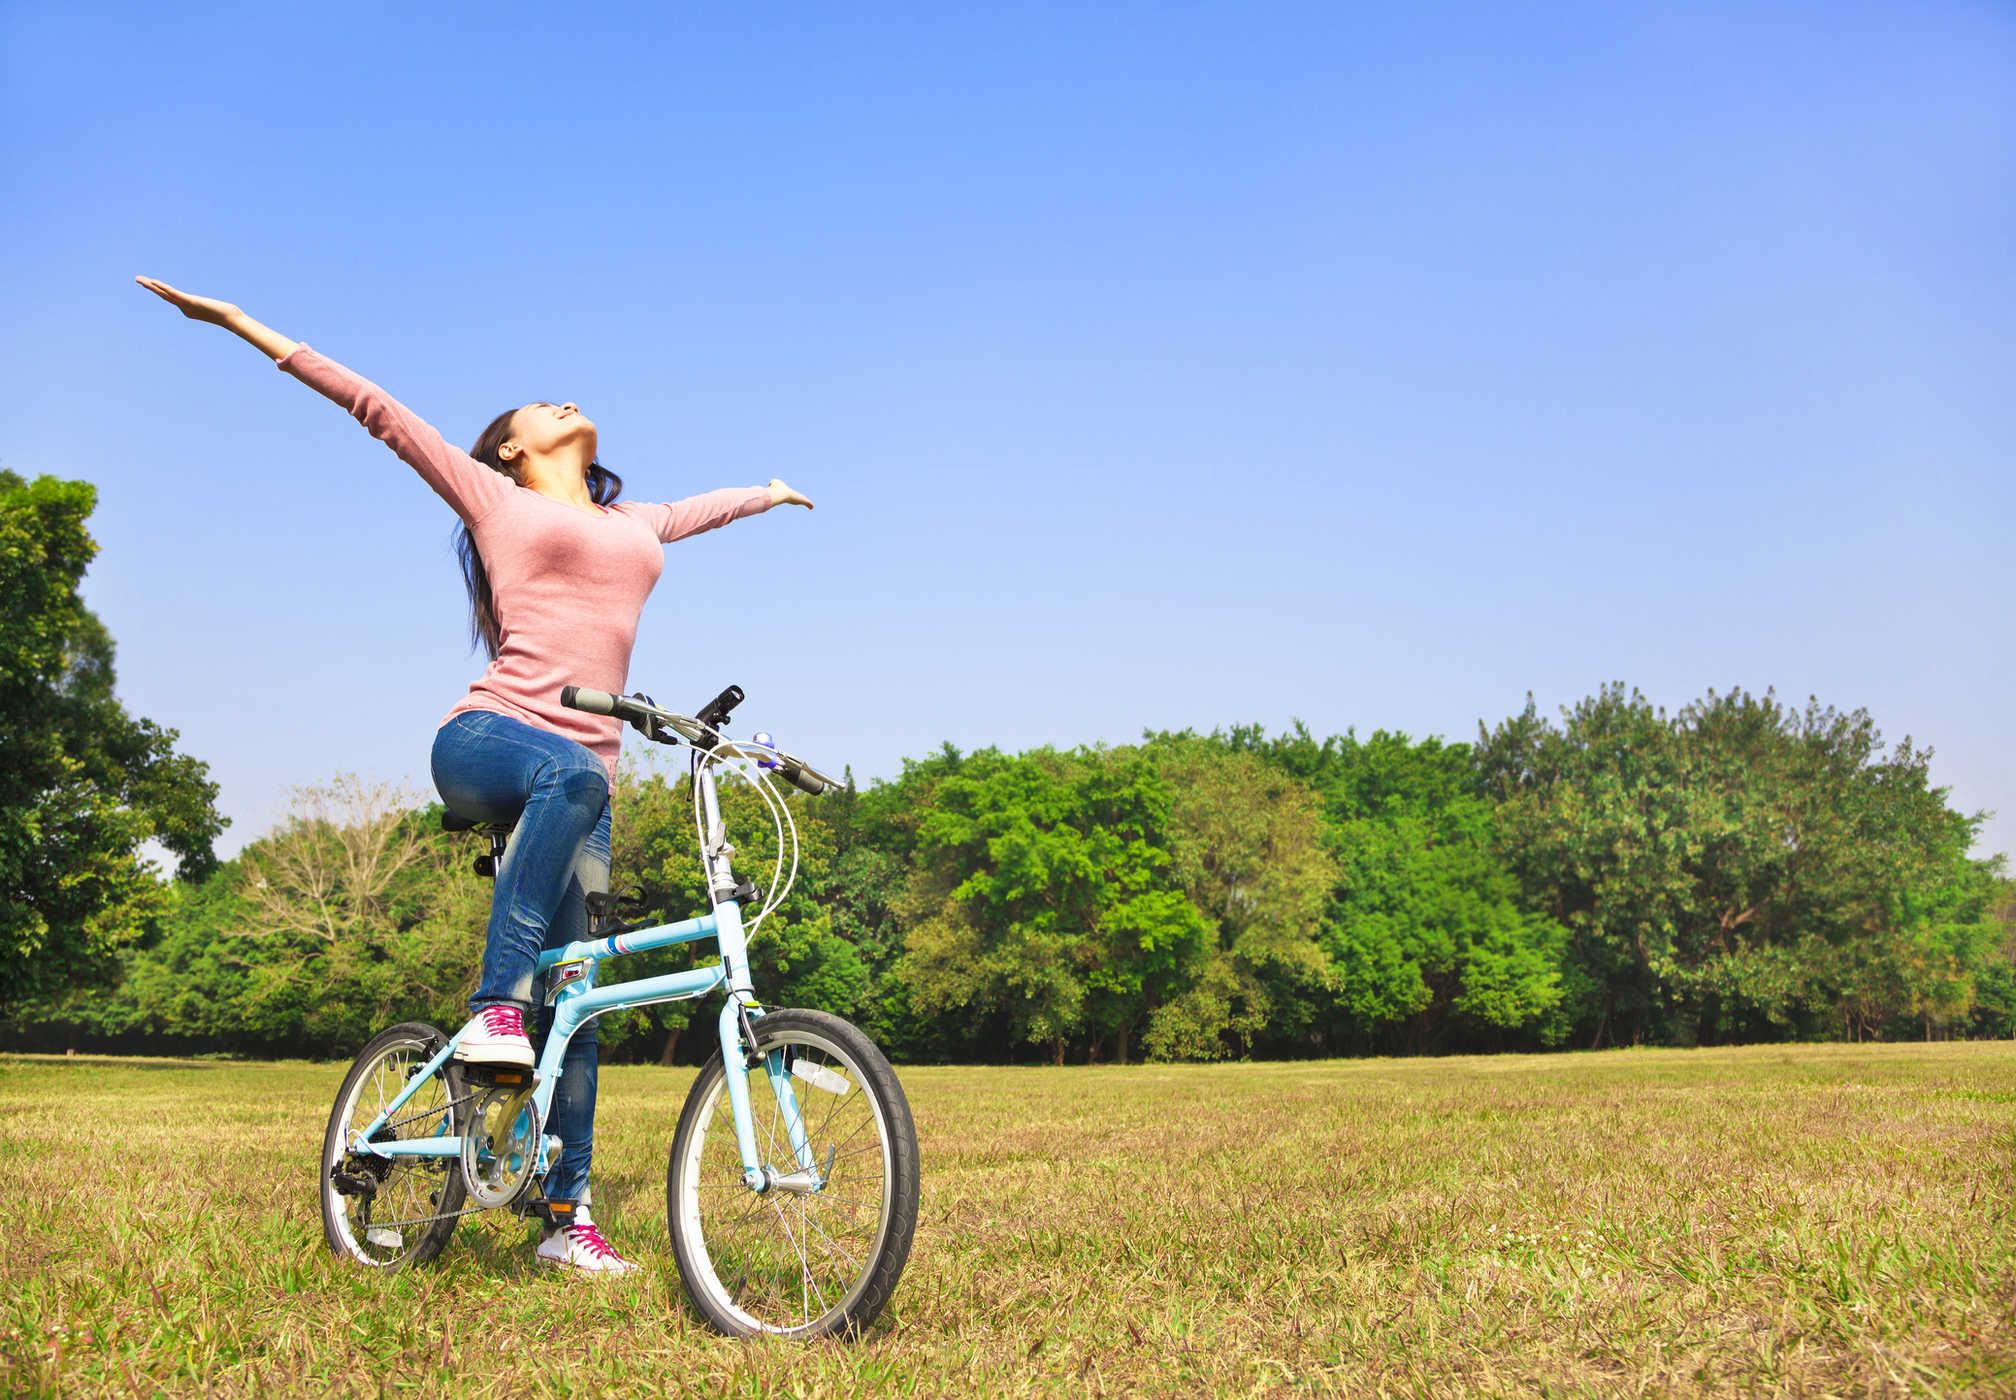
top-left (768, 478), bottom-right (815, 509)
top-left (134, 276), bottom-right (242, 326)
top-left (133, 276), bottom-right (299, 360)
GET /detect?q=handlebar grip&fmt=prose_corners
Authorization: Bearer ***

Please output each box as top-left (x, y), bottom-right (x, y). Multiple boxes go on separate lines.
top-left (782, 760), bottom-right (836, 797)
top-left (561, 686), bottom-right (619, 715)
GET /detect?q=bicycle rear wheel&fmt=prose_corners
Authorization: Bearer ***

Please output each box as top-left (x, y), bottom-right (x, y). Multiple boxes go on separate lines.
top-left (321, 1021), bottom-right (468, 1269)
top-left (666, 1009), bottom-right (919, 1337)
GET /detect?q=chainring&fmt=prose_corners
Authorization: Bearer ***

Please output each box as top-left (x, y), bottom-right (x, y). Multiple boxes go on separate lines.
top-left (459, 1082), bottom-right (542, 1209)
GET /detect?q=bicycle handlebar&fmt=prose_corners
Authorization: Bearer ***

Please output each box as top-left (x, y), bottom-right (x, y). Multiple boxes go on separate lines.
top-left (715, 742), bottom-right (838, 796)
top-left (781, 760), bottom-right (838, 797)
top-left (559, 685), bottom-right (626, 718)
top-left (562, 685), bottom-right (707, 744)
top-left (559, 684), bottom-right (837, 795)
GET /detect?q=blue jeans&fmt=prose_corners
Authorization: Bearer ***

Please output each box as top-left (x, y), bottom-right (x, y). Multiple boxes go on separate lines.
top-left (430, 709), bottom-right (610, 1205)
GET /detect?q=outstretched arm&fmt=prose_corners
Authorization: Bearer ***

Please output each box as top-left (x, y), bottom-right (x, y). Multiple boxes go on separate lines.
top-left (622, 479), bottom-right (814, 544)
top-left (135, 277), bottom-right (297, 359)
top-left (134, 276), bottom-right (512, 525)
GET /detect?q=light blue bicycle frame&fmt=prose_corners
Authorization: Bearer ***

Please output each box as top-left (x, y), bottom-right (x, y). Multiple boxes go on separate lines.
top-left (343, 749), bottom-right (817, 1195)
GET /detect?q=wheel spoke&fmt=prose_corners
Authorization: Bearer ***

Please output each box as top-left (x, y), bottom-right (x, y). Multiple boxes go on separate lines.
top-left (810, 1083), bottom-right (859, 1148)
top-left (767, 1195), bottom-right (824, 1325)
top-left (821, 1108), bottom-right (879, 1162)
top-left (803, 1188), bottom-right (880, 1211)
top-left (820, 1139), bottom-right (883, 1173)
top-left (725, 1190), bottom-right (775, 1229)
top-left (804, 1211), bottom-right (862, 1273)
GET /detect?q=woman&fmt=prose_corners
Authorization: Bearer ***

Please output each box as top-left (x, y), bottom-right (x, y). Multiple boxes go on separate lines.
top-left (136, 276), bottom-right (813, 1274)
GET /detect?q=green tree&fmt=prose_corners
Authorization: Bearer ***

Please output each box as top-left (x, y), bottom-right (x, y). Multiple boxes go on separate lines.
top-left (98, 861), bottom-right (259, 1047)
top-left (1967, 878), bottom-right (2016, 1038)
top-left (825, 744), bottom-right (1000, 1063)
top-left (1477, 684), bottom-right (2005, 1046)
top-left (1230, 722), bottom-right (1568, 1051)
top-left (896, 746), bottom-right (1207, 1064)
top-left (1, 471), bottom-right (225, 1012)
top-left (1139, 736), bottom-right (1335, 1061)
top-left (104, 778), bottom-right (489, 1053)
top-left (1475, 688), bottom-right (1690, 1046)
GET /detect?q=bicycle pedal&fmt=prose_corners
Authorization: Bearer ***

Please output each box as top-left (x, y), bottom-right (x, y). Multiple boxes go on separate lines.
top-left (463, 1065), bottom-right (537, 1087)
top-left (535, 1198), bottom-right (578, 1228)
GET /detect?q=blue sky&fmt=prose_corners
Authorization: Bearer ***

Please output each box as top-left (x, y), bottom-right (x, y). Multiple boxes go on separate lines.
top-left (4, 1), bottom-right (2011, 862)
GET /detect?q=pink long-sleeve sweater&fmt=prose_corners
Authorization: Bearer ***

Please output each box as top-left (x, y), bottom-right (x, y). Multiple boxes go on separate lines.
top-left (278, 344), bottom-right (774, 785)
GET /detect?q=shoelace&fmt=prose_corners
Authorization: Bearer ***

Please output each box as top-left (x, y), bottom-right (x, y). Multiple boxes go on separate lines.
top-left (478, 1005), bottom-right (525, 1038)
top-left (569, 1223), bottom-right (620, 1262)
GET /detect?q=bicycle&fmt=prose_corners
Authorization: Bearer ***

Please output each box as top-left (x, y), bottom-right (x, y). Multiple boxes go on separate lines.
top-left (317, 682), bottom-right (920, 1338)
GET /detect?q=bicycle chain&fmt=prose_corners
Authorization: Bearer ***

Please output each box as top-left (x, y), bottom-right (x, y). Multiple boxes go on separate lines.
top-left (350, 1159), bottom-right (547, 1234)
top-left (369, 1087), bottom-right (480, 1138)
top-left (359, 1190), bottom-right (539, 1234)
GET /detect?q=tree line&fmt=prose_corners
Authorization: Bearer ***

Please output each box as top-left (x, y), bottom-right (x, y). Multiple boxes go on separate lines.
top-left (6, 469), bottom-right (2011, 1062)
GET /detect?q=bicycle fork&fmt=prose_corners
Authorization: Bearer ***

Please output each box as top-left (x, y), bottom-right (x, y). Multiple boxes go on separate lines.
top-left (694, 741), bottom-right (819, 1196)
top-left (713, 898), bottom-right (819, 1194)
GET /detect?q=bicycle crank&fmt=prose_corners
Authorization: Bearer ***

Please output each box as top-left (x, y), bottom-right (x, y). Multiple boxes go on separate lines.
top-left (459, 1081), bottom-right (541, 1209)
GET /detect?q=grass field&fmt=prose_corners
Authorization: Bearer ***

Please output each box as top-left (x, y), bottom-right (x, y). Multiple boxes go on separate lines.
top-left (3, 1041), bottom-right (2014, 1397)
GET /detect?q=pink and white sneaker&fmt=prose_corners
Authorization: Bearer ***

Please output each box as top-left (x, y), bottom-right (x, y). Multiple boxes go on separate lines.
top-left (452, 1004), bottom-right (535, 1069)
top-left (536, 1207), bottom-right (641, 1275)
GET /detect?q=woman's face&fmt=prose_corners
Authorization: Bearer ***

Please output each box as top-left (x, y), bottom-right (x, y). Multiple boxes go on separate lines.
top-left (506, 400), bottom-right (597, 462)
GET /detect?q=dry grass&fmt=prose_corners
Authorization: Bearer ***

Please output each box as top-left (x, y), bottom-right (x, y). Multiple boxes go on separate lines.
top-left (3, 1041), bottom-right (2013, 1396)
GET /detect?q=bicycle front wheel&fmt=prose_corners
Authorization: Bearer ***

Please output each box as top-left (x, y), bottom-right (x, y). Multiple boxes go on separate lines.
top-left (666, 1009), bottom-right (919, 1337)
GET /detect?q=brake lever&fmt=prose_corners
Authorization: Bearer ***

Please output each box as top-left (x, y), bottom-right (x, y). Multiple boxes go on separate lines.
top-left (622, 693), bottom-right (682, 746)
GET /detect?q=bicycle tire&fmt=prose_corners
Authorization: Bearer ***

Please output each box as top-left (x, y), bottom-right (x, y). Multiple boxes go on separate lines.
top-left (666, 1008), bottom-right (919, 1337)
top-left (321, 1020), bottom-right (469, 1269)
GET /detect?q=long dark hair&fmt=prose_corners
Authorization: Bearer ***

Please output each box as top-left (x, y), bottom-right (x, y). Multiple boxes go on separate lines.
top-left (456, 406), bottom-right (625, 659)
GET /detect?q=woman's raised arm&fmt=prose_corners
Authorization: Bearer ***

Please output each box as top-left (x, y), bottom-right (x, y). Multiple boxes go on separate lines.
top-left (134, 276), bottom-right (512, 525)
top-left (618, 480), bottom-right (814, 544)
top-left (135, 276), bottom-right (299, 360)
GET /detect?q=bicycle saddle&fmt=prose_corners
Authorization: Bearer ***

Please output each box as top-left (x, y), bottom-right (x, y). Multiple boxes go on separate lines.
top-left (441, 809), bottom-right (513, 835)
